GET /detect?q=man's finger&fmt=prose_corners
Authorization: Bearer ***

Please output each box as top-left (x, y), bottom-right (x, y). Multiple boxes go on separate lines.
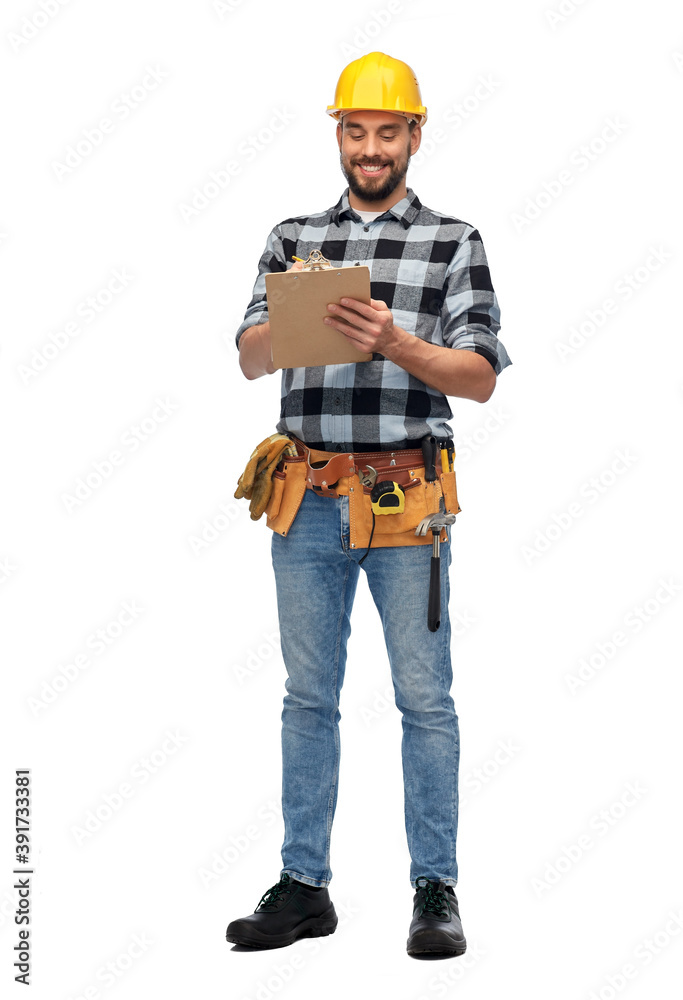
top-left (337, 326), bottom-right (369, 350)
top-left (326, 301), bottom-right (368, 327)
top-left (336, 296), bottom-right (378, 319)
top-left (324, 313), bottom-right (358, 333)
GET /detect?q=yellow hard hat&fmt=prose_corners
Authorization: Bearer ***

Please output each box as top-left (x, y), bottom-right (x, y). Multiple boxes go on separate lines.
top-left (326, 51), bottom-right (427, 127)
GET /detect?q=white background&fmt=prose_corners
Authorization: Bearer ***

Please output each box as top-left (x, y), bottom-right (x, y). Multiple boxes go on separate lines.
top-left (2, 0), bottom-right (682, 997)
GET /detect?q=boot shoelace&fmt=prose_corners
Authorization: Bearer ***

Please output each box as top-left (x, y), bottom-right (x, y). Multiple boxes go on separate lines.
top-left (416, 877), bottom-right (449, 917)
top-left (256, 873), bottom-right (296, 911)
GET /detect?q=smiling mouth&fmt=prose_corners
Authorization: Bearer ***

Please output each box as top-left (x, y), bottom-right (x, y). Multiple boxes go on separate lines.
top-left (356, 163), bottom-right (389, 176)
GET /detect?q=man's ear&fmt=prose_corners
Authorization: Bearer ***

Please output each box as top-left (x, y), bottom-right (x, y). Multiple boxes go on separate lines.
top-left (336, 121), bottom-right (342, 150)
top-left (410, 124), bottom-right (422, 155)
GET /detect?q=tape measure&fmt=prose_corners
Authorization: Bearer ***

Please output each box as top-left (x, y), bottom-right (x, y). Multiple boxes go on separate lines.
top-left (370, 480), bottom-right (405, 515)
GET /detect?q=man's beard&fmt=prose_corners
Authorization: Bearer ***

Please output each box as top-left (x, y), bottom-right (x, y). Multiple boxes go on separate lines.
top-left (340, 145), bottom-right (411, 202)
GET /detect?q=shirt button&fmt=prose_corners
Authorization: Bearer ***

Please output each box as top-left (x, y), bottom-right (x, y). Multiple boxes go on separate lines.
top-left (363, 226), bottom-right (369, 232)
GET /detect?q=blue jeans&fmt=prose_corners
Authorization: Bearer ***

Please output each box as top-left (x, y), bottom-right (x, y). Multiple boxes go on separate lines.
top-left (271, 487), bottom-right (460, 890)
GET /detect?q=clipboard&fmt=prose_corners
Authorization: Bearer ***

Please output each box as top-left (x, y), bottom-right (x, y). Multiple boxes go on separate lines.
top-left (265, 250), bottom-right (373, 368)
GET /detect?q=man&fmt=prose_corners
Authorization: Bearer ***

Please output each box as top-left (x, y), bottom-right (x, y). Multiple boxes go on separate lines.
top-left (226, 51), bottom-right (512, 957)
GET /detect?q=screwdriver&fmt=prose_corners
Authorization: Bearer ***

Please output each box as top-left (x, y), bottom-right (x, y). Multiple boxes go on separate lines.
top-left (439, 440), bottom-right (450, 474)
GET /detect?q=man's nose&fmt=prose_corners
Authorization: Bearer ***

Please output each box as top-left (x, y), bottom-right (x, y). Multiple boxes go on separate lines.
top-left (361, 135), bottom-right (383, 159)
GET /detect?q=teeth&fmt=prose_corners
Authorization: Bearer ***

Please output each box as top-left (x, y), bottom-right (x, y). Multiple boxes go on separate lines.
top-left (360, 164), bottom-right (384, 172)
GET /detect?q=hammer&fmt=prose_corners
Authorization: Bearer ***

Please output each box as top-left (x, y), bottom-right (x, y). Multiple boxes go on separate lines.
top-left (416, 435), bottom-right (456, 631)
top-left (415, 510), bottom-right (456, 631)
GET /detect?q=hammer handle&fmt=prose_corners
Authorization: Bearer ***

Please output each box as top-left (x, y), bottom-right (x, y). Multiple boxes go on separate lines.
top-left (428, 556), bottom-right (441, 632)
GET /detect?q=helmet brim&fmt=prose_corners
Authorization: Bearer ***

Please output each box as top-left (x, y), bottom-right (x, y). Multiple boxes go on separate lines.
top-left (327, 106), bottom-right (427, 127)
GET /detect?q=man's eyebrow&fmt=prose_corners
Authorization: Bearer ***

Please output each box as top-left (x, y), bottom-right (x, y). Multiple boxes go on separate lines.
top-left (344, 121), bottom-right (402, 131)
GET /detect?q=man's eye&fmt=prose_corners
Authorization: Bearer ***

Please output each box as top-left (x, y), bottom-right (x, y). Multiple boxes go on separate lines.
top-left (347, 133), bottom-right (397, 141)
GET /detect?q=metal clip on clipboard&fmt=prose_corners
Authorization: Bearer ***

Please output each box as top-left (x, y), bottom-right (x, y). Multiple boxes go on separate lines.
top-left (300, 250), bottom-right (333, 270)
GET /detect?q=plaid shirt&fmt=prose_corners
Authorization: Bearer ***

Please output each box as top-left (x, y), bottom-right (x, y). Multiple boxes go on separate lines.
top-left (235, 186), bottom-right (512, 452)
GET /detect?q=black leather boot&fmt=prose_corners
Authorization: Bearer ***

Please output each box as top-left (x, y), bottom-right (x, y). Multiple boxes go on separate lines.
top-left (406, 876), bottom-right (467, 956)
top-left (226, 873), bottom-right (338, 949)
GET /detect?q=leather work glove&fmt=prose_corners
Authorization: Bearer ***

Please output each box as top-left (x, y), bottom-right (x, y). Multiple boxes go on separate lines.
top-left (234, 433), bottom-right (297, 521)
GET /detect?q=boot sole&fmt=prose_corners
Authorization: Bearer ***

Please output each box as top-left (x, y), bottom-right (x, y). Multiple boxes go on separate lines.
top-left (226, 906), bottom-right (338, 949)
top-left (407, 934), bottom-right (467, 957)
top-left (406, 931), bottom-right (467, 955)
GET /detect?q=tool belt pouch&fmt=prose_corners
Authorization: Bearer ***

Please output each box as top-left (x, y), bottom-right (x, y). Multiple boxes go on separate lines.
top-left (439, 468), bottom-right (462, 516)
top-left (264, 456), bottom-right (307, 536)
top-left (350, 465), bottom-right (451, 550)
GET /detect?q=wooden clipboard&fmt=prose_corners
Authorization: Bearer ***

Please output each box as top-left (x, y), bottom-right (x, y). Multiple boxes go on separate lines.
top-left (265, 250), bottom-right (373, 368)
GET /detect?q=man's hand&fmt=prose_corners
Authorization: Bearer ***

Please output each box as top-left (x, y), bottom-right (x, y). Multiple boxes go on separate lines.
top-left (324, 295), bottom-right (496, 403)
top-left (324, 296), bottom-right (398, 355)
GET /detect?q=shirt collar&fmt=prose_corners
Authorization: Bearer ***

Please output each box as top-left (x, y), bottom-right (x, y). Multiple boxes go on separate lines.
top-left (331, 187), bottom-right (422, 229)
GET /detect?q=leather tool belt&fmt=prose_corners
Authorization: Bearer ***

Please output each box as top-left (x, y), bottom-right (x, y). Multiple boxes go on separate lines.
top-left (264, 435), bottom-right (461, 551)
